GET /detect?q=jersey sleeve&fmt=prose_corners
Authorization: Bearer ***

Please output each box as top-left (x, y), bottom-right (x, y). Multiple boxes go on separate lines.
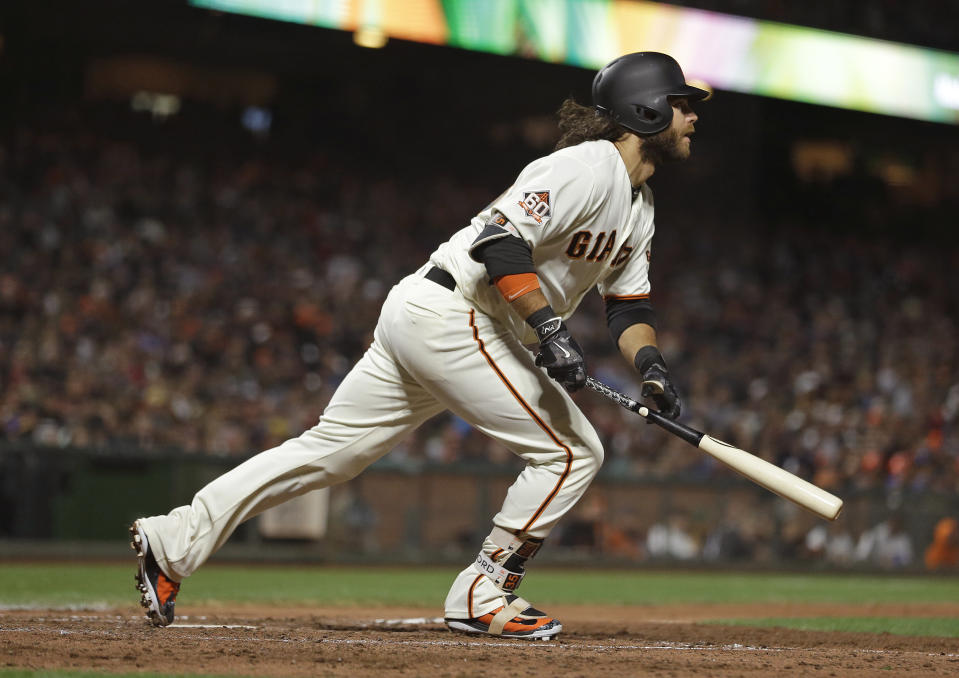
top-left (482, 154), bottom-right (599, 251)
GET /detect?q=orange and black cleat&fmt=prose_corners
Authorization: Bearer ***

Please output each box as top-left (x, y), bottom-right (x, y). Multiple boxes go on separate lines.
top-left (446, 594), bottom-right (562, 640)
top-left (129, 521), bottom-right (180, 626)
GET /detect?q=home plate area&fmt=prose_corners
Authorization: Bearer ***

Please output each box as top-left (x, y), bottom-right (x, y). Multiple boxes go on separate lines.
top-left (1, 605), bottom-right (956, 677)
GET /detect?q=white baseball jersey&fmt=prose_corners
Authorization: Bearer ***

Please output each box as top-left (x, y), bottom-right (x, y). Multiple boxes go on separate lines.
top-left (430, 139), bottom-right (656, 344)
top-left (136, 138), bottom-right (659, 626)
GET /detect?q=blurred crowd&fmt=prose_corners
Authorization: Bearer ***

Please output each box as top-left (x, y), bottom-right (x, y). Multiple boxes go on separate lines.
top-left (577, 218), bottom-right (959, 497)
top-left (556, 502), bottom-right (959, 570)
top-left (1, 102), bottom-right (958, 515)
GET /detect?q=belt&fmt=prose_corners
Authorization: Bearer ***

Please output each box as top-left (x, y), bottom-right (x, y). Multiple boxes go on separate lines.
top-left (425, 266), bottom-right (456, 291)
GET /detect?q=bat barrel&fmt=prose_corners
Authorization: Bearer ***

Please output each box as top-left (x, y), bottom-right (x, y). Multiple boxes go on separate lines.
top-left (698, 435), bottom-right (844, 521)
top-left (586, 376), bottom-right (844, 521)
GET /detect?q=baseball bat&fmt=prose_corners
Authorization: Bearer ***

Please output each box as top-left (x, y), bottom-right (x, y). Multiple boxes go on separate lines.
top-left (585, 376), bottom-right (843, 521)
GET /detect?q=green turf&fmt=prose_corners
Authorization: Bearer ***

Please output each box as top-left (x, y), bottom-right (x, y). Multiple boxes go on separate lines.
top-left (2, 563), bottom-right (958, 609)
top-left (708, 616), bottom-right (959, 637)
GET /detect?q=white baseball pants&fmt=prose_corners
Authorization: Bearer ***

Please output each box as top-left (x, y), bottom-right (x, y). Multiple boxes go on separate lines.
top-left (138, 269), bottom-right (604, 617)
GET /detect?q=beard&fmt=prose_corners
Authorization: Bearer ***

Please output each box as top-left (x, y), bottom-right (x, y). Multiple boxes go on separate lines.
top-left (641, 126), bottom-right (690, 166)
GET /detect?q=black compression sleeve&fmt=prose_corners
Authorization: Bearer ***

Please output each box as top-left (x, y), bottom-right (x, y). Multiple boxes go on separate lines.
top-left (474, 235), bottom-right (536, 280)
top-left (605, 297), bottom-right (657, 345)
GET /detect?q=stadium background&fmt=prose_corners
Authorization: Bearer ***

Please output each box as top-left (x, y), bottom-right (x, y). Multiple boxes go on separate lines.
top-left (1, 0), bottom-right (958, 578)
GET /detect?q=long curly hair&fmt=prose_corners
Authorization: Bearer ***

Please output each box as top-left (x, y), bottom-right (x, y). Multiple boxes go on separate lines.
top-left (554, 98), bottom-right (627, 150)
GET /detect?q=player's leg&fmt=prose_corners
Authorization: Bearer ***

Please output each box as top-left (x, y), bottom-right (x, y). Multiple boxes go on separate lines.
top-left (131, 280), bottom-right (445, 624)
top-left (437, 312), bottom-right (604, 638)
top-left (138, 336), bottom-right (443, 582)
top-left (383, 279), bottom-right (603, 638)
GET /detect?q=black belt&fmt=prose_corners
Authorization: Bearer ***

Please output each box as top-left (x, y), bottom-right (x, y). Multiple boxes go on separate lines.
top-left (425, 266), bottom-right (456, 291)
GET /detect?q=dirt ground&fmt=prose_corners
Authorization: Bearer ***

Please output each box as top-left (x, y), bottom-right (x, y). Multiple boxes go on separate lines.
top-left (2, 602), bottom-right (958, 677)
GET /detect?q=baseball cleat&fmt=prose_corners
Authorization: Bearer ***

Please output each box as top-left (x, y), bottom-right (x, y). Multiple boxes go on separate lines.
top-left (445, 594), bottom-right (562, 640)
top-left (129, 520), bottom-right (180, 627)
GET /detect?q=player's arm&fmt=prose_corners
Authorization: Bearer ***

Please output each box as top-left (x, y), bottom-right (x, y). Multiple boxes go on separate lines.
top-left (470, 213), bottom-right (586, 392)
top-left (606, 297), bottom-right (681, 419)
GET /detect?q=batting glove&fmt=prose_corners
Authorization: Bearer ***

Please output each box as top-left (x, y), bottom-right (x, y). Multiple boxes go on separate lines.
top-left (635, 346), bottom-right (681, 420)
top-left (531, 313), bottom-right (587, 393)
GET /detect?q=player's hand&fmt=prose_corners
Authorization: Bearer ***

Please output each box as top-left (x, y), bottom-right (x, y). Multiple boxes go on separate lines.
top-left (640, 362), bottom-right (681, 420)
top-left (534, 322), bottom-right (587, 393)
top-left (635, 346), bottom-right (681, 420)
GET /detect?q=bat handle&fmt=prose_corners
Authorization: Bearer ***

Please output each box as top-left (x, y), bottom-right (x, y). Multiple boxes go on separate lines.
top-left (643, 407), bottom-right (704, 446)
top-left (585, 376), bottom-right (641, 412)
top-left (585, 376), bottom-right (703, 446)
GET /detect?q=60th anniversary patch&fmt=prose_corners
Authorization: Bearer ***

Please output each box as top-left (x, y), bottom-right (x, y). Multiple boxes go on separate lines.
top-left (518, 190), bottom-right (551, 225)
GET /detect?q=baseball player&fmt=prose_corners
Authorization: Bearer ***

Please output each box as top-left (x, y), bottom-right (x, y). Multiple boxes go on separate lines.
top-left (130, 52), bottom-right (705, 639)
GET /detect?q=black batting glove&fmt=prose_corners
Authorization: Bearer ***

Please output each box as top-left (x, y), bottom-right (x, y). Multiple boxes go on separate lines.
top-left (528, 308), bottom-right (586, 393)
top-left (635, 346), bottom-right (681, 420)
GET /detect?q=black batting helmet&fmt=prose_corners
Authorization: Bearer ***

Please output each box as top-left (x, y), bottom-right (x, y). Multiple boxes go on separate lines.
top-left (592, 52), bottom-right (708, 135)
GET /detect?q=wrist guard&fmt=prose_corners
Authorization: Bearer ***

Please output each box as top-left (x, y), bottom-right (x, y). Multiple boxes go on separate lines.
top-left (634, 345), bottom-right (667, 373)
top-left (526, 305), bottom-right (562, 343)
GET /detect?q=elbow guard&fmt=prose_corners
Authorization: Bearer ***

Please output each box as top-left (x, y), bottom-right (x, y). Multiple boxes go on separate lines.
top-left (469, 212), bottom-right (518, 261)
top-left (470, 213), bottom-right (536, 280)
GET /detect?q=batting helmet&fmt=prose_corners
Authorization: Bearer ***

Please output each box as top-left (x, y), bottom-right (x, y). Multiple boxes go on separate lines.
top-left (592, 52), bottom-right (708, 135)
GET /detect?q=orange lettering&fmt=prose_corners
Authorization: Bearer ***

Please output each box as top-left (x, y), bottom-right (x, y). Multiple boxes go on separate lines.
top-left (595, 230), bottom-right (617, 262)
top-left (565, 231), bottom-right (591, 258)
top-left (611, 245), bottom-right (633, 267)
top-left (586, 232), bottom-right (606, 260)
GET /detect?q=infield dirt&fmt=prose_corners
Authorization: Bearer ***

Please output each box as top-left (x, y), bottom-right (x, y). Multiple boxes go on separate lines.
top-left (3, 603), bottom-right (958, 677)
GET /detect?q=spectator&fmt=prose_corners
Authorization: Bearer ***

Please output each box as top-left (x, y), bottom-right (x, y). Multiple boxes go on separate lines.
top-left (646, 513), bottom-right (699, 560)
top-left (854, 515), bottom-right (914, 568)
top-left (924, 517), bottom-right (959, 570)
top-left (804, 522), bottom-right (855, 566)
